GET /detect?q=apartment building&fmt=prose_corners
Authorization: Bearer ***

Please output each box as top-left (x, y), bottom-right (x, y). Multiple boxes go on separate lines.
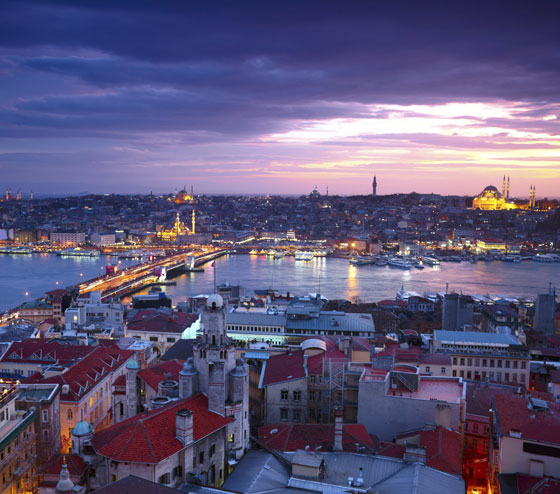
top-left (431, 330), bottom-right (530, 385)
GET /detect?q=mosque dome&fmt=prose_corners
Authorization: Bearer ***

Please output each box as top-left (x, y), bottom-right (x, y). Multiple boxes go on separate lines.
top-left (478, 185), bottom-right (501, 198)
top-left (179, 357), bottom-right (197, 376)
top-left (206, 294), bottom-right (224, 309)
top-left (71, 421), bottom-right (92, 437)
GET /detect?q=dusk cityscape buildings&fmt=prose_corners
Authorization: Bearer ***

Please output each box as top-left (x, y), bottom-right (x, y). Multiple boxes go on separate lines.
top-left (1, 2), bottom-right (560, 494)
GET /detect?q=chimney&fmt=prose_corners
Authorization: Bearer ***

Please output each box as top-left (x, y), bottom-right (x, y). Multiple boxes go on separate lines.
top-left (404, 444), bottom-right (426, 464)
top-left (176, 409), bottom-right (194, 445)
top-left (334, 407), bottom-right (344, 451)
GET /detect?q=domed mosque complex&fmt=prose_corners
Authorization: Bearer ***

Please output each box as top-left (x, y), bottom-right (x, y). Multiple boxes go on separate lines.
top-left (472, 176), bottom-right (536, 210)
top-left (173, 185), bottom-right (195, 204)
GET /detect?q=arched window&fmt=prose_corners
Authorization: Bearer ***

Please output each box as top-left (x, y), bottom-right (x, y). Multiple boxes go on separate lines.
top-left (67, 409), bottom-right (73, 421)
top-left (212, 335), bottom-right (216, 346)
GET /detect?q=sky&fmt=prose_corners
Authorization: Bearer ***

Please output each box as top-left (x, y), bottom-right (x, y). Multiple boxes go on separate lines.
top-left (1, 1), bottom-right (560, 197)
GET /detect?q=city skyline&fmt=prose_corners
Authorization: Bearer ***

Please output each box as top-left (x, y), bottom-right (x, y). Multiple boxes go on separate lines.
top-left (1, 1), bottom-right (560, 196)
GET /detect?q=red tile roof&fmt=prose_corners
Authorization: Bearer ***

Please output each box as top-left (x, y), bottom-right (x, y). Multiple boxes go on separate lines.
top-left (516, 475), bottom-right (560, 494)
top-left (465, 382), bottom-right (517, 418)
top-left (127, 310), bottom-right (198, 334)
top-left (41, 454), bottom-right (87, 477)
top-left (380, 427), bottom-right (462, 476)
top-left (137, 359), bottom-right (184, 392)
top-left (420, 353), bottom-right (451, 366)
top-left (261, 350), bottom-right (307, 386)
top-left (1, 340), bottom-right (95, 365)
top-left (26, 346), bottom-right (134, 402)
top-left (258, 423), bottom-right (377, 453)
top-left (91, 394), bottom-right (232, 463)
top-left (494, 394), bottom-right (560, 445)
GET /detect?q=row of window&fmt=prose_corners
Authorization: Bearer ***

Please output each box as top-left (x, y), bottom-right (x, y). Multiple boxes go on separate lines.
top-left (452, 369), bottom-right (526, 383)
top-left (452, 357), bottom-right (526, 369)
top-left (228, 325), bottom-right (283, 333)
top-left (280, 390), bottom-right (301, 402)
top-left (280, 408), bottom-right (302, 422)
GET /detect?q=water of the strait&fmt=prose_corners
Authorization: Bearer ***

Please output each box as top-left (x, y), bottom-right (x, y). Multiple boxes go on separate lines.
top-left (1, 253), bottom-right (559, 312)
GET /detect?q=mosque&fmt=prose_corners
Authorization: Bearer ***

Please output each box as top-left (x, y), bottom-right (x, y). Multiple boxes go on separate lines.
top-left (173, 185), bottom-right (195, 204)
top-left (472, 176), bottom-right (536, 210)
top-left (158, 209), bottom-right (196, 242)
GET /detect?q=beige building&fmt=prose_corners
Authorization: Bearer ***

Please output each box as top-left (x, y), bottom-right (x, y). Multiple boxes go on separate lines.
top-left (0, 385), bottom-right (38, 494)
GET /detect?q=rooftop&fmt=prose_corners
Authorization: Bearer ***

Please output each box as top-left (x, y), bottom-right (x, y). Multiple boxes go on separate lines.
top-left (127, 310), bottom-right (198, 334)
top-left (137, 359), bottom-right (184, 392)
top-left (1, 339), bottom-right (95, 365)
top-left (258, 423), bottom-right (377, 453)
top-left (92, 475), bottom-right (183, 494)
top-left (388, 377), bottom-right (464, 403)
top-left (91, 394), bottom-right (232, 463)
top-left (433, 330), bottom-right (520, 346)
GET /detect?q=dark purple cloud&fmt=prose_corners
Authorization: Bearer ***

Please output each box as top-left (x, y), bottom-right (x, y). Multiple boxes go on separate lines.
top-left (1, 0), bottom-right (560, 194)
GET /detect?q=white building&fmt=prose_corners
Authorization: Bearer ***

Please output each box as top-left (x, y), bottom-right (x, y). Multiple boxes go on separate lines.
top-left (89, 232), bottom-right (116, 246)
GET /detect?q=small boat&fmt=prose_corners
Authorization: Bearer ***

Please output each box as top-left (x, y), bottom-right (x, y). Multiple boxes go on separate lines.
top-left (58, 248), bottom-right (99, 257)
top-left (423, 257), bottom-right (440, 266)
top-left (388, 257), bottom-right (412, 269)
top-left (273, 251), bottom-right (285, 259)
top-left (375, 258), bottom-right (388, 267)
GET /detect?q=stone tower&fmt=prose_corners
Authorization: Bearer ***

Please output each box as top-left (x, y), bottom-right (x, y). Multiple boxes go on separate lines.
top-left (190, 293), bottom-right (250, 459)
top-left (125, 357), bottom-right (141, 419)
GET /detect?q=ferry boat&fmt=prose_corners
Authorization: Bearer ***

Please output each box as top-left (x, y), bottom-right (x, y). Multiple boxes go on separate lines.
top-left (503, 255), bottom-right (522, 263)
top-left (0, 246), bottom-right (32, 255)
top-left (422, 256), bottom-right (440, 266)
top-left (294, 251), bottom-right (314, 261)
top-left (349, 254), bottom-right (375, 265)
top-left (118, 249), bottom-right (148, 259)
top-left (388, 257), bottom-right (412, 269)
top-left (58, 248), bottom-right (100, 258)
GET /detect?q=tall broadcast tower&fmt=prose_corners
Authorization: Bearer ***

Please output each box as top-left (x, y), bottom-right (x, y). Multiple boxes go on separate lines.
top-left (372, 175), bottom-right (377, 196)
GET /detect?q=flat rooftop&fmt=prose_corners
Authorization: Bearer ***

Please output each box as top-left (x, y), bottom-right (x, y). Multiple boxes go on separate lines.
top-left (361, 368), bottom-right (388, 382)
top-left (389, 378), bottom-right (464, 403)
top-left (433, 330), bottom-right (519, 346)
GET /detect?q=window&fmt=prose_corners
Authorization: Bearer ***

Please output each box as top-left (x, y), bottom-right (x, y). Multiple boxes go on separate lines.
top-left (119, 403), bottom-right (124, 417)
top-left (159, 473), bottom-right (170, 484)
top-left (521, 361), bottom-right (526, 369)
top-left (467, 371), bottom-right (472, 379)
top-left (310, 375), bottom-right (316, 383)
top-left (473, 423), bottom-right (478, 433)
top-left (520, 374), bottom-right (526, 383)
top-left (42, 410), bottom-right (48, 422)
top-left (150, 337), bottom-right (158, 342)
top-left (497, 360), bottom-right (502, 368)
top-left (513, 361), bottom-right (518, 369)
top-left (309, 391), bottom-right (315, 401)
top-left (280, 389), bottom-right (288, 401)
top-left (167, 338), bottom-right (175, 343)
top-left (43, 430), bottom-right (49, 441)
top-left (452, 357), bottom-right (457, 365)
top-left (490, 360), bottom-right (495, 368)
top-left (199, 451), bottom-right (204, 464)
top-left (67, 409), bottom-right (73, 421)
top-left (280, 408), bottom-right (288, 421)
top-left (172, 466), bottom-right (182, 479)
top-left (293, 409), bottom-right (301, 422)
top-left (460, 370), bottom-right (464, 378)
top-left (441, 367), bottom-right (446, 374)
top-left (474, 358), bottom-right (480, 367)
top-left (467, 358), bottom-right (472, 366)
top-left (505, 360), bottom-right (510, 369)
top-left (505, 373), bottom-right (510, 381)
top-left (497, 372), bottom-right (502, 382)
top-left (452, 370), bottom-right (457, 377)
top-left (460, 358), bottom-right (465, 366)
top-left (293, 390), bottom-right (301, 402)
top-left (512, 374), bottom-right (517, 382)
top-left (210, 444), bottom-right (215, 457)
top-left (425, 366), bottom-right (431, 373)
top-left (482, 359), bottom-right (487, 367)
top-left (228, 433), bottom-right (235, 443)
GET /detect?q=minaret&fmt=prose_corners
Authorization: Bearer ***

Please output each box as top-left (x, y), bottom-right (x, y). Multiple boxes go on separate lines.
top-left (16, 189), bottom-right (21, 201)
top-left (529, 185), bottom-right (533, 209)
top-left (502, 175), bottom-right (505, 198)
top-left (191, 209), bottom-right (196, 235)
top-left (533, 185), bottom-right (536, 209)
top-left (507, 176), bottom-right (510, 200)
top-left (372, 175), bottom-right (377, 196)
top-left (30, 191), bottom-right (33, 200)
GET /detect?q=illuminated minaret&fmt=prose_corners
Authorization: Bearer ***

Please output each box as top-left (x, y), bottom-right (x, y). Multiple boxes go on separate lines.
top-left (372, 175), bottom-right (377, 196)
top-left (502, 175), bottom-right (506, 198)
top-left (5, 189), bottom-right (9, 201)
top-left (191, 208), bottom-right (196, 234)
top-left (30, 191), bottom-right (33, 200)
top-left (533, 185), bottom-right (536, 209)
top-left (16, 189), bottom-right (21, 201)
top-left (507, 176), bottom-right (510, 200)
